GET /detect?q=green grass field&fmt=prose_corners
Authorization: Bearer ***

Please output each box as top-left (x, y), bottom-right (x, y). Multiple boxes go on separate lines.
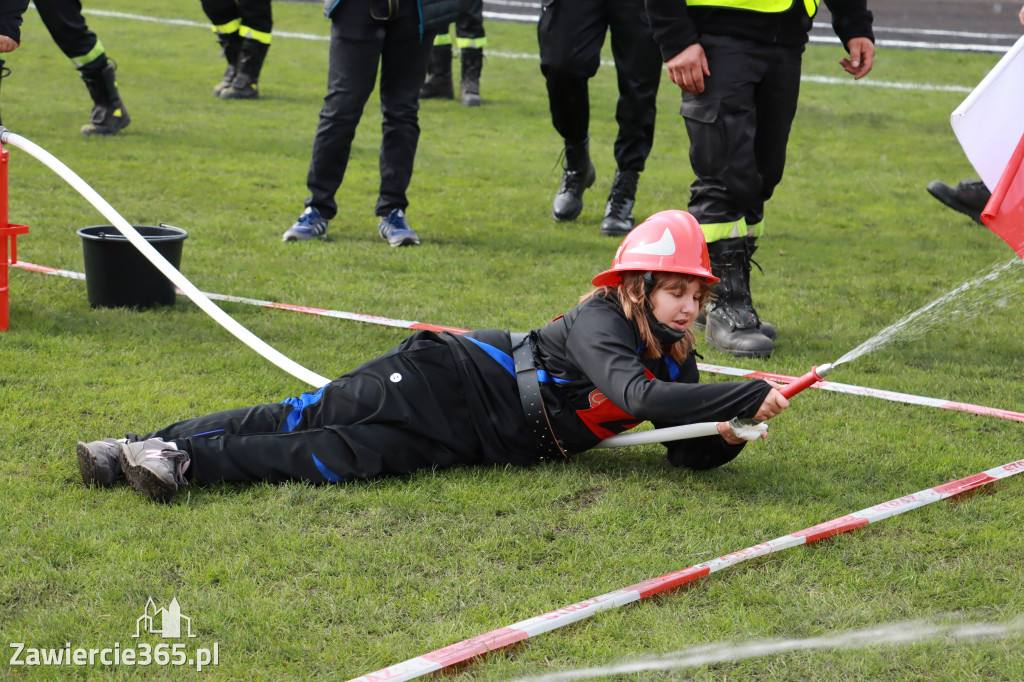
top-left (2, 1), bottom-right (1023, 679)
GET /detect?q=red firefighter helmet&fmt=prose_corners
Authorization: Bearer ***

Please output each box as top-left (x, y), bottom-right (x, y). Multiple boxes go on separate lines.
top-left (591, 210), bottom-right (718, 287)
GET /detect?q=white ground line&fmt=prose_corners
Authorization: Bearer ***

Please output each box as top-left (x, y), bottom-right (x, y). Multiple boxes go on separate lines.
top-left (77, 8), bottom-right (980, 93)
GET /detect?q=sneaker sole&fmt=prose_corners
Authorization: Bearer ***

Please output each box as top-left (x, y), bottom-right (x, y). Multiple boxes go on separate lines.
top-left (119, 451), bottom-right (178, 503)
top-left (282, 231), bottom-right (327, 242)
top-left (76, 441), bottom-right (101, 487)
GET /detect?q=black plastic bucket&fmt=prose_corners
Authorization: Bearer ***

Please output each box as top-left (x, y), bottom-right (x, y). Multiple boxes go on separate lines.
top-left (77, 224), bottom-right (188, 309)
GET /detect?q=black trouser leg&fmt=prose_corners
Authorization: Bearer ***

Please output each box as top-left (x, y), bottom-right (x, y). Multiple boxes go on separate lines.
top-left (682, 34), bottom-right (801, 231)
top-left (34, 0), bottom-right (99, 63)
top-left (537, 0), bottom-right (605, 143)
top-left (455, 0), bottom-right (484, 39)
top-left (376, 22), bottom-right (433, 215)
top-left (608, 0), bottom-right (661, 172)
top-left (138, 341), bottom-right (482, 485)
top-left (304, 22), bottom-right (384, 220)
top-left (200, 0), bottom-right (272, 34)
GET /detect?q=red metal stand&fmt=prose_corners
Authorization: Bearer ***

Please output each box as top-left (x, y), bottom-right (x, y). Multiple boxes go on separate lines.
top-left (1, 143), bottom-right (31, 331)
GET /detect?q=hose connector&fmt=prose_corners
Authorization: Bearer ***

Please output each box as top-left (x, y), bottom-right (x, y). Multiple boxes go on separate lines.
top-left (778, 363), bottom-right (834, 399)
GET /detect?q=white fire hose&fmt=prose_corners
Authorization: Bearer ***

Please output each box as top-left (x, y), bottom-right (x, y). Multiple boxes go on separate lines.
top-left (0, 129), bottom-right (332, 389)
top-left (597, 418), bottom-right (767, 448)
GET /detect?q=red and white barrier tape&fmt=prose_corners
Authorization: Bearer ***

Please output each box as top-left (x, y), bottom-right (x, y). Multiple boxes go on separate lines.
top-left (12, 260), bottom-right (1024, 422)
top-left (347, 458), bottom-right (1024, 682)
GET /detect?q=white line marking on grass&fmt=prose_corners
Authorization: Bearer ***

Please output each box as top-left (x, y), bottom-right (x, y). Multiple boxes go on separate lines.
top-left (78, 8), bottom-right (977, 94)
top-left (511, 615), bottom-right (1024, 682)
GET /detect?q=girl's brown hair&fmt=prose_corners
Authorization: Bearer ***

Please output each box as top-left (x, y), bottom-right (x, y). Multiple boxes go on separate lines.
top-left (581, 271), bottom-right (716, 363)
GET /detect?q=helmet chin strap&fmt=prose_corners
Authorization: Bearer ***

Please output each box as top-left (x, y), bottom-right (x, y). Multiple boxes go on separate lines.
top-left (645, 308), bottom-right (688, 345)
top-left (644, 272), bottom-right (687, 346)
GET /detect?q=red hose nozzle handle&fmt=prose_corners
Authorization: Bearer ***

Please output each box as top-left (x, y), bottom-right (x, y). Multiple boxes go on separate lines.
top-left (778, 363), bottom-right (835, 399)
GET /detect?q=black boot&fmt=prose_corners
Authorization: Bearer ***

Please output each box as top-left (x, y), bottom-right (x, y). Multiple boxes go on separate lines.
top-left (552, 137), bottom-right (596, 221)
top-left (600, 169), bottom-right (639, 236)
top-left (213, 32), bottom-right (242, 97)
top-left (745, 236), bottom-right (776, 340)
top-left (420, 44), bottom-right (454, 100)
top-left (220, 38), bottom-right (268, 99)
top-left (0, 60), bottom-right (8, 127)
top-left (459, 47), bottom-right (483, 107)
top-left (926, 179), bottom-right (990, 224)
top-left (79, 58), bottom-right (131, 136)
top-left (704, 237), bottom-right (774, 358)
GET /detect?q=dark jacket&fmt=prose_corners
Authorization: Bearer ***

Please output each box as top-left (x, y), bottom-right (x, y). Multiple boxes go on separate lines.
top-left (450, 293), bottom-right (772, 469)
top-left (323, 0), bottom-right (457, 35)
top-left (644, 0), bottom-right (874, 62)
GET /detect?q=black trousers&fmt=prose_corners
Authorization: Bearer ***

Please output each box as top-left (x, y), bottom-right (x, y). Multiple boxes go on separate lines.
top-left (682, 34), bottom-right (803, 232)
top-left (304, 3), bottom-right (433, 220)
top-left (455, 0), bottom-right (484, 40)
top-left (199, 0), bottom-right (272, 34)
top-left (139, 340), bottom-right (486, 485)
top-left (34, 0), bottom-right (99, 65)
top-left (537, 0), bottom-right (662, 172)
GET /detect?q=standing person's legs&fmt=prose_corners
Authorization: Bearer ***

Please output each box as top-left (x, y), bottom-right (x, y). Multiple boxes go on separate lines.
top-left (537, 0), bottom-right (606, 221)
top-left (375, 17), bottom-right (433, 246)
top-left (455, 0), bottom-right (485, 105)
top-left (681, 35), bottom-right (774, 358)
top-left (34, 0), bottom-right (130, 135)
top-left (601, 0), bottom-right (662, 235)
top-left (746, 43), bottom-right (802, 233)
top-left (303, 23), bottom-right (383, 222)
top-left (376, 22), bottom-right (432, 217)
top-left (200, 0), bottom-right (244, 95)
top-left (220, 0), bottom-right (273, 99)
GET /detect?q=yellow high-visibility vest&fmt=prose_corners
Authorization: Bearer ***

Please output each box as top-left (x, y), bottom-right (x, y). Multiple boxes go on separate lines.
top-left (685, 0), bottom-right (820, 17)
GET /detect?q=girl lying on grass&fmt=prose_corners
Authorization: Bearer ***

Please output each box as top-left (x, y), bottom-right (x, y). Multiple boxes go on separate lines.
top-left (76, 210), bottom-right (788, 502)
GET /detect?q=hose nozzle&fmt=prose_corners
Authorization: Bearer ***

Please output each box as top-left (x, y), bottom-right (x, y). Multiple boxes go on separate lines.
top-left (778, 363), bottom-right (835, 399)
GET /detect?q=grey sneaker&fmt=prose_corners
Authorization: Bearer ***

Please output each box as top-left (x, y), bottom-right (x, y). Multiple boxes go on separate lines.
top-left (283, 206), bottom-right (329, 241)
top-left (76, 438), bottom-right (126, 487)
top-left (378, 208), bottom-right (420, 247)
top-left (119, 438), bottom-right (191, 503)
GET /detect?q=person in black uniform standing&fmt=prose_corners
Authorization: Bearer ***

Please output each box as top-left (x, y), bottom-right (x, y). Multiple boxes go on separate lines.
top-left (537, 0), bottom-right (665, 237)
top-left (1, 0), bottom-right (131, 135)
top-left (282, 0), bottom-right (456, 247)
top-left (419, 0), bottom-right (486, 107)
top-left (644, 0), bottom-right (874, 359)
top-left (75, 210), bottom-right (788, 503)
top-left (200, 0), bottom-right (273, 100)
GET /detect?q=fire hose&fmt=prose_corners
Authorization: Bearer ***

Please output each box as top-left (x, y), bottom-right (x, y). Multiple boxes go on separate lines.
top-left (0, 127), bottom-right (332, 389)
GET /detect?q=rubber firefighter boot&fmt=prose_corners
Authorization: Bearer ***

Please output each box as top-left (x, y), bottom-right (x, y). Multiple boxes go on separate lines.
top-left (213, 31), bottom-right (242, 96)
top-left (459, 47), bottom-right (483, 107)
top-left (704, 237), bottom-right (774, 358)
top-left (745, 236), bottom-right (776, 340)
top-left (600, 169), bottom-right (639, 236)
top-left (552, 136), bottom-right (596, 222)
top-left (79, 58), bottom-right (131, 136)
top-left (220, 37), bottom-right (268, 99)
top-left (420, 44), bottom-right (454, 99)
